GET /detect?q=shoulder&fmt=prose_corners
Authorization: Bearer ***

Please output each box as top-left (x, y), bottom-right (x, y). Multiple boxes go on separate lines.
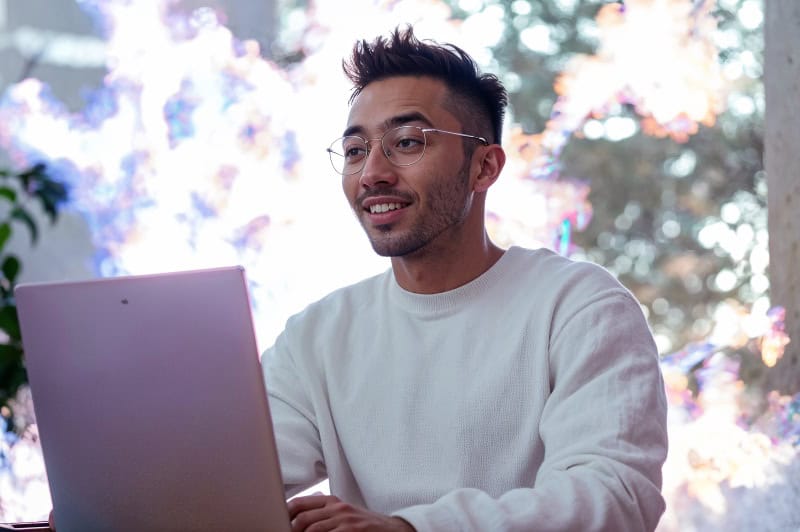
top-left (501, 246), bottom-right (646, 337)
top-left (263, 269), bottom-right (390, 370)
top-left (504, 246), bottom-right (628, 297)
top-left (283, 268), bottom-right (390, 333)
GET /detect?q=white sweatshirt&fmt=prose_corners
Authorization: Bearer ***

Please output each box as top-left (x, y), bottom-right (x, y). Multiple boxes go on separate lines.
top-left (261, 246), bottom-right (668, 531)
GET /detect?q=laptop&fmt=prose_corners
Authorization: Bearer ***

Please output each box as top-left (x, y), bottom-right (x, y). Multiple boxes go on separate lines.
top-left (12, 266), bottom-right (291, 532)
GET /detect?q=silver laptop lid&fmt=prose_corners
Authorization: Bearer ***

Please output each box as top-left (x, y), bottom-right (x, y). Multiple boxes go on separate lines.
top-left (15, 266), bottom-right (290, 532)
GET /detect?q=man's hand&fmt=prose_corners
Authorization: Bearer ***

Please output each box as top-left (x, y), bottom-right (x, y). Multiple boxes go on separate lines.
top-left (288, 495), bottom-right (414, 532)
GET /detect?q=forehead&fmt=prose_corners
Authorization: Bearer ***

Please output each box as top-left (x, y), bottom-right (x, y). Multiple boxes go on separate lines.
top-left (345, 76), bottom-right (460, 134)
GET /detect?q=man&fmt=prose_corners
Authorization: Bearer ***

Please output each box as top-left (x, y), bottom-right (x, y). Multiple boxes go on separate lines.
top-left (264, 26), bottom-right (668, 531)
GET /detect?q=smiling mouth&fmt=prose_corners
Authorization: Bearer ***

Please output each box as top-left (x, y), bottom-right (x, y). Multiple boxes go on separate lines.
top-left (367, 202), bottom-right (408, 214)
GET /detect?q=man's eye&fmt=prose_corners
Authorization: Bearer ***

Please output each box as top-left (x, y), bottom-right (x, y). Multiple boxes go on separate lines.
top-left (344, 146), bottom-right (367, 159)
top-left (394, 137), bottom-right (423, 150)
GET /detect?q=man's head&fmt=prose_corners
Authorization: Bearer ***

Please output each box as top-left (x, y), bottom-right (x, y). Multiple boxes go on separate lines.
top-left (343, 25), bottom-right (507, 146)
top-left (336, 26), bottom-right (507, 265)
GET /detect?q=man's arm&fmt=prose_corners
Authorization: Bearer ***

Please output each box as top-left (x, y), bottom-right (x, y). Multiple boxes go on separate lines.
top-left (261, 331), bottom-right (327, 498)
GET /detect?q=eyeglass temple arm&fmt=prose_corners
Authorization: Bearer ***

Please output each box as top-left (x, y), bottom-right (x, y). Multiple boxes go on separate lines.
top-left (423, 128), bottom-right (489, 146)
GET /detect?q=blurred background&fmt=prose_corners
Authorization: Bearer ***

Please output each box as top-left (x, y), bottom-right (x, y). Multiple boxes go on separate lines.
top-left (0, 0), bottom-right (797, 530)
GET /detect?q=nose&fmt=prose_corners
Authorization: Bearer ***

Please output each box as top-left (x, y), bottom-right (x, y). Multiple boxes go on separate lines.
top-left (359, 139), bottom-right (398, 188)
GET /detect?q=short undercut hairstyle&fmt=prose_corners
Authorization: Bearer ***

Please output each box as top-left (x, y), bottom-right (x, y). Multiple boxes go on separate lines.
top-left (343, 25), bottom-right (508, 145)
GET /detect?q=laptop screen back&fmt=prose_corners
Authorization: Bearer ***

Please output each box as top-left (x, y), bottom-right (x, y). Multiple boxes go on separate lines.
top-left (15, 267), bottom-right (290, 532)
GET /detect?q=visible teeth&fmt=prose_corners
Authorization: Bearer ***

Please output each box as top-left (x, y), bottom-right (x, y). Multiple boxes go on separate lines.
top-left (369, 203), bottom-right (404, 214)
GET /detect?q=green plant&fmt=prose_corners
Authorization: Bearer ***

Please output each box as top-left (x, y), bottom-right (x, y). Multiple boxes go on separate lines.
top-left (0, 162), bottom-right (68, 412)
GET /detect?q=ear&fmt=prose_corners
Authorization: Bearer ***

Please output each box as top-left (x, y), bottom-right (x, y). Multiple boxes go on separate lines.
top-left (472, 144), bottom-right (506, 193)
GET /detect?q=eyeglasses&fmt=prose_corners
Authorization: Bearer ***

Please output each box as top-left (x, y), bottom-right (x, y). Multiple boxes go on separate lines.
top-left (327, 125), bottom-right (489, 175)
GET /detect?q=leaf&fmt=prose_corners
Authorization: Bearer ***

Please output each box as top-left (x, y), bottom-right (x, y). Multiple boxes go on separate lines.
top-left (11, 163), bottom-right (69, 224)
top-left (0, 343), bottom-right (22, 361)
top-left (0, 223), bottom-right (10, 253)
top-left (2, 256), bottom-right (20, 285)
top-left (0, 187), bottom-right (17, 203)
top-left (10, 206), bottom-right (38, 244)
top-left (16, 163), bottom-right (47, 190)
top-left (0, 306), bottom-right (21, 341)
top-left (0, 343), bottom-right (26, 407)
top-left (37, 179), bottom-right (69, 223)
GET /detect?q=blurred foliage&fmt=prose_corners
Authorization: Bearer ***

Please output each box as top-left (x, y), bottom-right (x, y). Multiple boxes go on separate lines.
top-left (0, 162), bottom-right (68, 417)
top-left (454, 0), bottom-right (767, 356)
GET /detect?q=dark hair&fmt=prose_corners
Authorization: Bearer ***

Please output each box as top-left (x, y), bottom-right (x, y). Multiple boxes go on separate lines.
top-left (343, 25), bottom-right (508, 145)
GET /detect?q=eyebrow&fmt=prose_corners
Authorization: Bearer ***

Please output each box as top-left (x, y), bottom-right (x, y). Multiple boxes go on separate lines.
top-left (342, 112), bottom-right (433, 138)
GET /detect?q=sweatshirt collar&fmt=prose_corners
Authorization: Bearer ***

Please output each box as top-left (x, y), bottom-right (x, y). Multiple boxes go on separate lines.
top-left (387, 247), bottom-right (518, 317)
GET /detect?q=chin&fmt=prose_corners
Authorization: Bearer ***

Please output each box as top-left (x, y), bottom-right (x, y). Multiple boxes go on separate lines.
top-left (368, 239), bottom-right (403, 257)
top-left (369, 238), bottom-right (427, 258)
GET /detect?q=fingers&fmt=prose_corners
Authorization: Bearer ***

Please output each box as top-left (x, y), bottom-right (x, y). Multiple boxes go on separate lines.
top-left (287, 495), bottom-right (339, 519)
top-left (288, 494), bottom-right (344, 531)
top-left (287, 495), bottom-right (411, 532)
top-left (290, 495), bottom-right (360, 532)
top-left (291, 508), bottom-right (337, 532)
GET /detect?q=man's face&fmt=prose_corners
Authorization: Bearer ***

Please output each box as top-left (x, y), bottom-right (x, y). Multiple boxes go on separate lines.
top-left (341, 76), bottom-right (476, 258)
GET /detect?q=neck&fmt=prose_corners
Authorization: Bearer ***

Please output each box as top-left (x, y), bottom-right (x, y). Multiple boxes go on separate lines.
top-left (390, 230), bottom-right (505, 294)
